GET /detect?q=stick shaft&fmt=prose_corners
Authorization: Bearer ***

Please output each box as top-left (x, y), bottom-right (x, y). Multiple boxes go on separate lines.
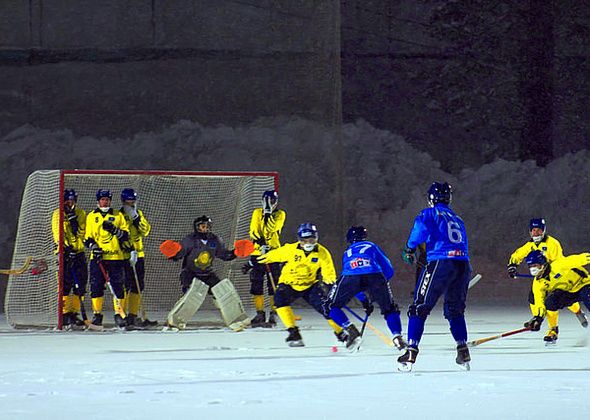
top-left (468, 326), bottom-right (531, 347)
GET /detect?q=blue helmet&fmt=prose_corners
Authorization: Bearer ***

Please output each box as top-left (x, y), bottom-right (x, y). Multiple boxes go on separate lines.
top-left (525, 250), bottom-right (547, 266)
top-left (121, 188), bottom-right (138, 202)
top-left (346, 226), bottom-right (367, 243)
top-left (262, 190), bottom-right (278, 201)
top-left (297, 222), bottom-right (318, 239)
top-left (96, 189), bottom-right (112, 201)
top-left (427, 182), bottom-right (452, 206)
top-left (529, 218), bottom-right (546, 232)
top-left (63, 189), bottom-right (78, 202)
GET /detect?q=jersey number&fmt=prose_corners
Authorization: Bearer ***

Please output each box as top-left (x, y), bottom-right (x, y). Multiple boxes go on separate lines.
top-left (346, 244), bottom-right (371, 257)
top-left (447, 221), bottom-right (463, 244)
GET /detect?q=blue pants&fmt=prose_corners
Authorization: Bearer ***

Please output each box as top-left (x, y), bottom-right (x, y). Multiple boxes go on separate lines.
top-left (545, 286), bottom-right (590, 312)
top-left (407, 259), bottom-right (471, 347)
top-left (63, 252), bottom-right (87, 296)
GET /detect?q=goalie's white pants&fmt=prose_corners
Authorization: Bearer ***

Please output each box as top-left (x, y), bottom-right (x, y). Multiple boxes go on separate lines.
top-left (167, 278), bottom-right (250, 331)
top-left (211, 279), bottom-right (251, 331)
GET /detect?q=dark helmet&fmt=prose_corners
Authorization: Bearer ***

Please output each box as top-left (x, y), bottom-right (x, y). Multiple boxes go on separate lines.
top-left (96, 189), bottom-right (112, 201)
top-left (346, 226), bottom-right (367, 244)
top-left (193, 215), bottom-right (212, 232)
top-left (297, 222), bottom-right (318, 239)
top-left (121, 188), bottom-right (138, 202)
top-left (63, 189), bottom-right (78, 202)
top-left (529, 218), bottom-right (546, 232)
top-left (427, 182), bottom-right (452, 206)
top-left (262, 190), bottom-right (278, 202)
top-left (525, 250), bottom-right (547, 266)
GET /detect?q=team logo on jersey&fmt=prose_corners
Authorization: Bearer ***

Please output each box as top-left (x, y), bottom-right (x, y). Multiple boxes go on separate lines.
top-left (349, 258), bottom-right (371, 269)
top-left (194, 251), bottom-right (213, 269)
top-left (554, 273), bottom-right (561, 279)
top-left (311, 257), bottom-right (318, 263)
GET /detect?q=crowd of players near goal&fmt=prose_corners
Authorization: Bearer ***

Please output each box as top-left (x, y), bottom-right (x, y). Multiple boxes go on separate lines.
top-left (55, 182), bottom-right (590, 372)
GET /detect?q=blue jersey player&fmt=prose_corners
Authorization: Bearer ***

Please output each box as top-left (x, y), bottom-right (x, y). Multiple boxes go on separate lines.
top-left (399, 182), bottom-right (472, 371)
top-left (324, 226), bottom-right (406, 352)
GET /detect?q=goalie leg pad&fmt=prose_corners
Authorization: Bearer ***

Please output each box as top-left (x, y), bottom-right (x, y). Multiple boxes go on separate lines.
top-left (167, 278), bottom-right (209, 329)
top-left (211, 279), bottom-right (251, 331)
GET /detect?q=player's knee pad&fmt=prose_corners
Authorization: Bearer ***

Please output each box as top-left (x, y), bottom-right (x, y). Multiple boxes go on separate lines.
top-left (408, 303), bottom-right (431, 320)
top-left (443, 303), bottom-right (465, 320)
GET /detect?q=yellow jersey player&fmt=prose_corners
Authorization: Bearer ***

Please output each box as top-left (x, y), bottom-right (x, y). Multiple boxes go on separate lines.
top-left (524, 250), bottom-right (590, 343)
top-left (84, 189), bottom-right (130, 328)
top-left (242, 190), bottom-right (286, 327)
top-left (51, 189), bottom-right (87, 328)
top-left (508, 218), bottom-right (587, 329)
top-left (257, 222), bottom-right (344, 347)
top-left (119, 188), bottom-right (156, 327)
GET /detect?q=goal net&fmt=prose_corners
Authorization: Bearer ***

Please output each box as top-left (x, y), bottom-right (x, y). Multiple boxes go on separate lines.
top-left (5, 170), bottom-right (278, 329)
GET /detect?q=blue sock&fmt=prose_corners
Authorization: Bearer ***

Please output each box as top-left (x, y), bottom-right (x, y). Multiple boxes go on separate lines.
top-left (449, 315), bottom-right (468, 344)
top-left (329, 307), bottom-right (350, 328)
top-left (385, 311), bottom-right (402, 335)
top-left (407, 315), bottom-right (425, 348)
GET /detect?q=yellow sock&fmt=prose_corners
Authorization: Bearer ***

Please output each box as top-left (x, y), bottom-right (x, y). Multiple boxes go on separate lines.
top-left (113, 296), bottom-right (127, 317)
top-left (62, 295), bottom-right (73, 314)
top-left (276, 306), bottom-right (296, 328)
top-left (253, 295), bottom-right (265, 312)
top-left (128, 292), bottom-right (141, 316)
top-left (92, 296), bottom-right (104, 313)
top-left (547, 310), bottom-right (559, 329)
top-left (71, 295), bottom-right (81, 313)
top-left (327, 319), bottom-right (343, 334)
top-left (568, 302), bottom-right (581, 314)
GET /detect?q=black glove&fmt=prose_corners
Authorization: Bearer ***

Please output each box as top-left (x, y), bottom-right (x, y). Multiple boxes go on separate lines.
top-left (63, 246), bottom-right (78, 262)
top-left (242, 260), bottom-right (254, 274)
top-left (65, 208), bottom-right (79, 234)
top-left (507, 263), bottom-right (518, 278)
top-left (361, 299), bottom-right (374, 316)
top-left (401, 246), bottom-right (416, 265)
top-left (102, 220), bottom-right (128, 241)
top-left (524, 316), bottom-right (544, 331)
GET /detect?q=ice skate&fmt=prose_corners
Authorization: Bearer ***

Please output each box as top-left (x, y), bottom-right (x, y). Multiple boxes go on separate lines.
top-left (544, 326), bottom-right (558, 345)
top-left (392, 334), bottom-right (407, 351)
top-left (575, 310), bottom-right (588, 328)
top-left (456, 344), bottom-right (471, 371)
top-left (397, 346), bottom-right (418, 372)
top-left (114, 314), bottom-right (127, 329)
top-left (335, 330), bottom-right (348, 343)
top-left (286, 326), bottom-right (304, 347)
top-left (250, 311), bottom-right (266, 327)
top-left (344, 324), bottom-right (362, 353)
top-left (267, 311), bottom-right (278, 327)
top-left (140, 318), bottom-right (158, 328)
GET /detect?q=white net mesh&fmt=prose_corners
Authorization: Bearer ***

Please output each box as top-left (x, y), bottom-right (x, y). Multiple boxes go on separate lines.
top-left (5, 170), bottom-right (277, 328)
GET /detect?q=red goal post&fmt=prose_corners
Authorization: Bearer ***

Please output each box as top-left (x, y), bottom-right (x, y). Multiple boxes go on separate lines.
top-left (5, 170), bottom-right (278, 329)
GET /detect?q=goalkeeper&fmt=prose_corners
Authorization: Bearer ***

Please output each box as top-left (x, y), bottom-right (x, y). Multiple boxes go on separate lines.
top-left (242, 190), bottom-right (286, 327)
top-left (257, 222), bottom-right (345, 347)
top-left (84, 189), bottom-right (130, 328)
top-left (51, 189), bottom-right (87, 328)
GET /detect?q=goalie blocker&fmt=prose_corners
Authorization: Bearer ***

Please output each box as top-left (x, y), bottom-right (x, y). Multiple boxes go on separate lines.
top-left (167, 278), bottom-right (250, 332)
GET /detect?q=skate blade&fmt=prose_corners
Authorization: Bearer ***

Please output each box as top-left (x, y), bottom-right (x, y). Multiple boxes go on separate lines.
top-left (85, 322), bottom-right (104, 332)
top-left (544, 340), bottom-right (558, 347)
top-left (346, 337), bottom-right (363, 353)
top-left (288, 340), bottom-right (305, 347)
top-left (458, 362), bottom-right (471, 371)
top-left (397, 361), bottom-right (414, 372)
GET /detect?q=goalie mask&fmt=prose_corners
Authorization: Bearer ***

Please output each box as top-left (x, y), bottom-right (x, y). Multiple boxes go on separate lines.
top-left (193, 215), bottom-right (212, 234)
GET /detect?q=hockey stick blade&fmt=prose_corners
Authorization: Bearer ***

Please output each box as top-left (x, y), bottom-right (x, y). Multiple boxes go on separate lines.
top-left (0, 257), bottom-right (33, 276)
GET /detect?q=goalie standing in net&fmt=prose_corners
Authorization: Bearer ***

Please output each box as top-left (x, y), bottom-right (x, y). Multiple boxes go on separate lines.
top-left (242, 190), bottom-right (286, 327)
top-left (84, 189), bottom-right (131, 328)
top-left (51, 189), bottom-right (87, 328)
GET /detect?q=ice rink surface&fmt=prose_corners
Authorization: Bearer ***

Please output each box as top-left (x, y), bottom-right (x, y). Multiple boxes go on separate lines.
top-left (1, 305), bottom-right (589, 420)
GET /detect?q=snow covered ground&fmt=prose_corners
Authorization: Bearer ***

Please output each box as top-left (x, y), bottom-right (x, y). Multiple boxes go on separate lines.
top-left (2, 306), bottom-right (589, 420)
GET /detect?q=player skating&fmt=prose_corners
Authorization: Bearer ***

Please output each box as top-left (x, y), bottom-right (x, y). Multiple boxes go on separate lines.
top-left (324, 226), bottom-right (406, 352)
top-left (508, 218), bottom-right (587, 332)
top-left (257, 222), bottom-right (345, 347)
top-left (524, 250), bottom-right (590, 344)
top-left (399, 182), bottom-right (471, 371)
top-left (51, 189), bottom-right (87, 328)
top-left (242, 190), bottom-right (286, 327)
